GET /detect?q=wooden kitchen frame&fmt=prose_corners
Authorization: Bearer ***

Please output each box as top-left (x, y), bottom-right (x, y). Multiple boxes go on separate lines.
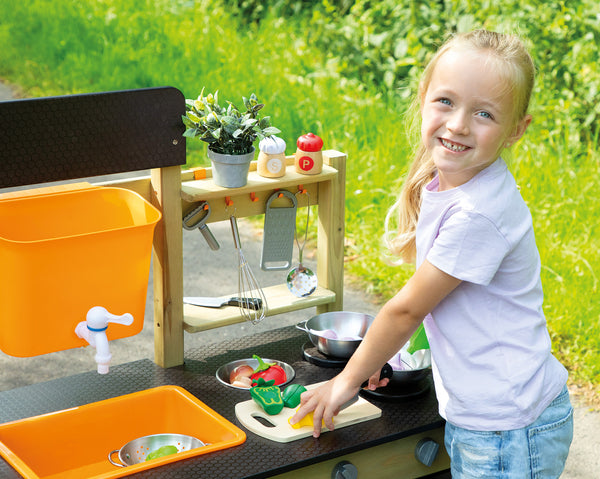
top-left (0, 86), bottom-right (346, 369)
top-left (105, 150), bottom-right (346, 368)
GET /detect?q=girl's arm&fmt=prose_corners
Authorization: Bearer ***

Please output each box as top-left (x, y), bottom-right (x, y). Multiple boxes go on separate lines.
top-left (290, 259), bottom-right (461, 437)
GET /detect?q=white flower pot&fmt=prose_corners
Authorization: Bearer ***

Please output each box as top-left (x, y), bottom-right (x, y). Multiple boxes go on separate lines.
top-left (207, 147), bottom-right (255, 188)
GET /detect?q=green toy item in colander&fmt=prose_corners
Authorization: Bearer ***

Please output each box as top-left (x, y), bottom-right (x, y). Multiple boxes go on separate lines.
top-left (145, 445), bottom-right (178, 461)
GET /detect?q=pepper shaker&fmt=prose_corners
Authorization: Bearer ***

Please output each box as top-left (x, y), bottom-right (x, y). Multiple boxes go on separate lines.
top-left (295, 132), bottom-right (323, 175)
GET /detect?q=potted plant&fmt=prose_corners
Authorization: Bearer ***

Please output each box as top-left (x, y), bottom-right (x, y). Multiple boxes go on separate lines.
top-left (182, 88), bottom-right (281, 187)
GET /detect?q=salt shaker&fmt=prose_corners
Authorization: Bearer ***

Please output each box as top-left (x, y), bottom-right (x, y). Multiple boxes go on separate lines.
top-left (258, 135), bottom-right (287, 178)
top-left (295, 133), bottom-right (323, 175)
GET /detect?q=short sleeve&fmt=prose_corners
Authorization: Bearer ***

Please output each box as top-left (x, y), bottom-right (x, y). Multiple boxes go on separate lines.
top-left (426, 211), bottom-right (510, 285)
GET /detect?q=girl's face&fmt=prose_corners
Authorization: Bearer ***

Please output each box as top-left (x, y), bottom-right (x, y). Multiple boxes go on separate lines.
top-left (421, 48), bottom-right (531, 190)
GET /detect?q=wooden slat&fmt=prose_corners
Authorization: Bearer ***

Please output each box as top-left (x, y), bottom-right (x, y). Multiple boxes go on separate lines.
top-left (150, 166), bottom-right (185, 368)
top-left (316, 151), bottom-right (347, 313)
top-left (183, 284), bottom-right (336, 332)
top-left (0, 182), bottom-right (97, 200)
top-left (181, 163), bottom-right (337, 200)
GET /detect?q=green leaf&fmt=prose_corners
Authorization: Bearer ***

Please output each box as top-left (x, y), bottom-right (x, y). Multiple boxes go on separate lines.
top-left (182, 128), bottom-right (199, 138)
top-left (182, 116), bottom-right (196, 128)
top-left (262, 126), bottom-right (281, 136)
top-left (242, 118), bottom-right (258, 127)
top-left (186, 111), bottom-right (201, 123)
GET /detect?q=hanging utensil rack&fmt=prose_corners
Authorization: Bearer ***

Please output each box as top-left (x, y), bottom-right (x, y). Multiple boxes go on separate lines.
top-left (179, 153), bottom-right (346, 333)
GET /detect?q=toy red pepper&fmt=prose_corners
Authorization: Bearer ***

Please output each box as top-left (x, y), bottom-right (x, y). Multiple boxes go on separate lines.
top-left (250, 354), bottom-right (287, 386)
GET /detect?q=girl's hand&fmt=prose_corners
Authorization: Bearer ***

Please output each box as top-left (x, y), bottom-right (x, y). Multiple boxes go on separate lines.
top-left (289, 376), bottom-right (359, 438)
top-left (366, 370), bottom-right (390, 390)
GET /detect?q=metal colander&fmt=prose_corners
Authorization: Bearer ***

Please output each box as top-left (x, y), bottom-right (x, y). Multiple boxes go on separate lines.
top-left (108, 433), bottom-right (206, 467)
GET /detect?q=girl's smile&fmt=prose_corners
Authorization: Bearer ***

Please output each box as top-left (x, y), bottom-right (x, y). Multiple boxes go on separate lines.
top-left (440, 138), bottom-right (470, 152)
top-left (421, 49), bottom-right (530, 190)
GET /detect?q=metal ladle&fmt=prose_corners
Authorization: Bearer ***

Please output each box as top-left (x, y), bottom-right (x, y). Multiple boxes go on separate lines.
top-left (286, 192), bottom-right (317, 297)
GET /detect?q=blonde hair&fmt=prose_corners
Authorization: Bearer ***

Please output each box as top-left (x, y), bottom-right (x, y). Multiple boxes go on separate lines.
top-left (385, 29), bottom-right (535, 264)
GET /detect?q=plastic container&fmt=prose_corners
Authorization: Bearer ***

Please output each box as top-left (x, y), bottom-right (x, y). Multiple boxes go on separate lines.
top-left (0, 185), bottom-right (161, 357)
top-left (0, 385), bottom-right (246, 479)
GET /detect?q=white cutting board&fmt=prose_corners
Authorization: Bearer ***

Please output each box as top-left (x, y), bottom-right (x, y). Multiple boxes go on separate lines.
top-left (234, 382), bottom-right (381, 442)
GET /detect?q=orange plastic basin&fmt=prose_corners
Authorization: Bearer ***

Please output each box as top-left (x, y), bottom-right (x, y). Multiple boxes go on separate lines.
top-left (0, 186), bottom-right (160, 357)
top-left (0, 386), bottom-right (246, 478)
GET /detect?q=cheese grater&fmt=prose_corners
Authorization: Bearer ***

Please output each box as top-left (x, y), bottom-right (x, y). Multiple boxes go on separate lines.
top-left (260, 190), bottom-right (297, 271)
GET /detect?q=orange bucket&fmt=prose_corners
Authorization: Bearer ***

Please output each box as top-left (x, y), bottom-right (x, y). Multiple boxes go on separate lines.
top-left (0, 186), bottom-right (161, 357)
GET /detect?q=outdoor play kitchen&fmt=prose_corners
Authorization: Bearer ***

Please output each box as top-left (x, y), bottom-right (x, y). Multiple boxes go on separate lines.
top-left (0, 87), bottom-right (450, 478)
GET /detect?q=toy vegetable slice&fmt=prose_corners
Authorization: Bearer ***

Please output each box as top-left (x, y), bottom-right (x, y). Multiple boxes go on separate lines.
top-left (146, 445), bottom-right (178, 461)
top-left (282, 384), bottom-right (307, 408)
top-left (250, 377), bottom-right (284, 415)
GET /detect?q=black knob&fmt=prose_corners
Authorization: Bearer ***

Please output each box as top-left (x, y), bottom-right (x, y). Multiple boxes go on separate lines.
top-left (380, 362), bottom-right (394, 380)
top-left (331, 460), bottom-right (358, 479)
top-left (415, 438), bottom-right (440, 467)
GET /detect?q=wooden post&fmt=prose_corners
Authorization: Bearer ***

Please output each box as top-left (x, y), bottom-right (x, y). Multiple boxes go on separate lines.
top-left (151, 166), bottom-right (184, 367)
top-left (317, 150), bottom-right (346, 313)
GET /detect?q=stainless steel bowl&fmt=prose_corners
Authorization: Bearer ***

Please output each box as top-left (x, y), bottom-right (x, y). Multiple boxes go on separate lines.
top-left (297, 311), bottom-right (375, 358)
top-left (109, 433), bottom-right (205, 467)
top-left (215, 357), bottom-right (295, 390)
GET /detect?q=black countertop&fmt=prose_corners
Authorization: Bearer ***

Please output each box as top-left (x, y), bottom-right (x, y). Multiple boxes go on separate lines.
top-left (0, 326), bottom-right (444, 478)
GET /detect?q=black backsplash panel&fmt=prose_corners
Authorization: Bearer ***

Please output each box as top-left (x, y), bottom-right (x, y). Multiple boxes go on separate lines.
top-left (0, 87), bottom-right (186, 188)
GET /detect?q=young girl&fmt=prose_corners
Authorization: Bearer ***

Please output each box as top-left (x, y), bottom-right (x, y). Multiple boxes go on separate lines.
top-left (290, 29), bottom-right (573, 478)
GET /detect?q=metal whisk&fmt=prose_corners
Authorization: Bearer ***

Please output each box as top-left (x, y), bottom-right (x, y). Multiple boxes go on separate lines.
top-left (230, 215), bottom-right (268, 324)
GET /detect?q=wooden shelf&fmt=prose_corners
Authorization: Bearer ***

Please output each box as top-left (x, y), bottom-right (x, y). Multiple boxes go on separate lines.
top-left (181, 163), bottom-right (337, 202)
top-left (180, 161), bottom-right (338, 223)
top-left (183, 284), bottom-right (336, 333)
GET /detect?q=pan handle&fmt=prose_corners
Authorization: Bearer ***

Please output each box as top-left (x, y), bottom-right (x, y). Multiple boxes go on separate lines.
top-left (108, 450), bottom-right (126, 467)
top-left (295, 320), bottom-right (309, 333)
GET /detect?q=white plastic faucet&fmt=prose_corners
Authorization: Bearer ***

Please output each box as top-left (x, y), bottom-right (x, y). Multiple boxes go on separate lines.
top-left (75, 306), bottom-right (134, 374)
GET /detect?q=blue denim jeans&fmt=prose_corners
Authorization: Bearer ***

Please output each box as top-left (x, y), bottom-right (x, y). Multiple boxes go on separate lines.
top-left (444, 385), bottom-right (573, 478)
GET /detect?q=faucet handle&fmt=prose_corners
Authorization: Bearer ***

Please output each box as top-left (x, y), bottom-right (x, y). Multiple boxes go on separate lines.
top-left (86, 306), bottom-right (134, 331)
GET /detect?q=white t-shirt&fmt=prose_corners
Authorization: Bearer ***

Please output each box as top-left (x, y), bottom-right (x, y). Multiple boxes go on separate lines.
top-left (417, 158), bottom-right (567, 431)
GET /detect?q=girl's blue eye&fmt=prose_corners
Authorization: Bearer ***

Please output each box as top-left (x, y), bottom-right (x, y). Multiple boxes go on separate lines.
top-left (439, 98), bottom-right (451, 106)
top-left (478, 111), bottom-right (492, 119)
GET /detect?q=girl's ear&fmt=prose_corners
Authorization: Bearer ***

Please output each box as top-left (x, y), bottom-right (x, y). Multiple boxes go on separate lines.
top-left (507, 114), bottom-right (532, 146)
